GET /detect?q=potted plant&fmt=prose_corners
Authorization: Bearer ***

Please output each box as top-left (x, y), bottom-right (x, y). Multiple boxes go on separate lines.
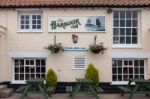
top-left (45, 68), bottom-right (57, 94)
top-left (85, 63), bottom-right (99, 86)
top-left (45, 35), bottom-right (64, 53)
top-left (89, 35), bottom-right (107, 54)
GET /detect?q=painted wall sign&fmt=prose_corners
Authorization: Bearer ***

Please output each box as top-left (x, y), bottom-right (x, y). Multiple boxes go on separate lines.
top-left (64, 47), bottom-right (88, 51)
top-left (48, 16), bottom-right (105, 32)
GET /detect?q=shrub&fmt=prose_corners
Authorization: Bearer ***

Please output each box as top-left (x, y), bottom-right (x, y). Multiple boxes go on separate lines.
top-left (85, 63), bottom-right (99, 86)
top-left (45, 68), bottom-right (57, 87)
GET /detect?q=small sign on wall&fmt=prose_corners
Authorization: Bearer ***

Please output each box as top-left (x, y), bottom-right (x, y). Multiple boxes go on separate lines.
top-left (48, 16), bottom-right (105, 32)
top-left (64, 47), bottom-right (88, 51)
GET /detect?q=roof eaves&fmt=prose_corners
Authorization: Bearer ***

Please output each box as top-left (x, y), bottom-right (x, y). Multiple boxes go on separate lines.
top-left (0, 4), bottom-right (150, 8)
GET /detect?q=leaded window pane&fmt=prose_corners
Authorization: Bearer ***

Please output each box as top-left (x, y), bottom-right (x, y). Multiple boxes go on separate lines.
top-left (19, 13), bottom-right (42, 31)
top-left (14, 59), bottom-right (46, 81)
top-left (113, 11), bottom-right (139, 44)
top-left (112, 59), bottom-right (145, 82)
top-left (120, 11), bottom-right (125, 18)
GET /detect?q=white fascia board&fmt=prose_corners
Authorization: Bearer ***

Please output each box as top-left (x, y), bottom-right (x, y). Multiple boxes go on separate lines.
top-left (8, 51), bottom-right (49, 58)
top-left (110, 51), bottom-right (150, 58)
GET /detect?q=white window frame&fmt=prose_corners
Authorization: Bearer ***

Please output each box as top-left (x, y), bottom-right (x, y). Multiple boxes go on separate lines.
top-left (11, 58), bottom-right (46, 84)
top-left (111, 58), bottom-right (147, 85)
top-left (73, 56), bottom-right (86, 69)
top-left (112, 10), bottom-right (141, 48)
top-left (18, 11), bottom-right (43, 32)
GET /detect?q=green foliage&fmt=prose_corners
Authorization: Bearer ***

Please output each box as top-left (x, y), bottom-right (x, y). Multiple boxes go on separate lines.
top-left (85, 63), bottom-right (99, 86)
top-left (46, 43), bottom-right (64, 53)
top-left (89, 35), bottom-right (106, 54)
top-left (89, 43), bottom-right (106, 54)
top-left (45, 68), bottom-right (57, 87)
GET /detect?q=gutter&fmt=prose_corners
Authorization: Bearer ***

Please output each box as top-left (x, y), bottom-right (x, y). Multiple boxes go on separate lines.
top-left (0, 4), bottom-right (150, 8)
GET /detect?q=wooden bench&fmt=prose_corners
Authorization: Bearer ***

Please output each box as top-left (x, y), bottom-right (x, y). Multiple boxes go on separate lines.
top-left (66, 86), bottom-right (72, 92)
top-left (46, 86), bottom-right (54, 96)
top-left (16, 86), bottom-right (26, 93)
top-left (118, 86), bottom-right (131, 92)
top-left (117, 78), bottom-right (150, 99)
top-left (117, 86), bottom-right (131, 96)
top-left (19, 78), bottom-right (50, 99)
top-left (69, 78), bottom-right (102, 99)
top-left (146, 85), bottom-right (150, 90)
top-left (16, 85), bottom-right (53, 96)
top-left (93, 86), bottom-right (104, 93)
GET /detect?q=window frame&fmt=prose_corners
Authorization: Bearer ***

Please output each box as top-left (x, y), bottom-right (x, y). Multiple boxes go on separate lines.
top-left (112, 10), bottom-right (141, 48)
top-left (18, 11), bottom-right (43, 32)
top-left (12, 58), bottom-right (46, 83)
top-left (112, 58), bottom-right (147, 84)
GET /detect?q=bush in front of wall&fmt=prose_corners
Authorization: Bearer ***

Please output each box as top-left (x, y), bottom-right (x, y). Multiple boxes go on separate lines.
top-left (85, 63), bottom-right (99, 86)
top-left (45, 68), bottom-right (57, 87)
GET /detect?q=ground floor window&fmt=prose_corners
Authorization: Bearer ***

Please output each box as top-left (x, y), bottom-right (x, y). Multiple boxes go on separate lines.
top-left (112, 59), bottom-right (145, 81)
top-left (14, 58), bottom-right (46, 81)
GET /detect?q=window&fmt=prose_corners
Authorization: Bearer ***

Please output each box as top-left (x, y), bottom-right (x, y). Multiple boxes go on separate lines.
top-left (112, 59), bottom-right (145, 82)
top-left (14, 58), bottom-right (46, 81)
top-left (74, 56), bottom-right (86, 69)
top-left (19, 12), bottom-right (42, 32)
top-left (113, 11), bottom-right (139, 46)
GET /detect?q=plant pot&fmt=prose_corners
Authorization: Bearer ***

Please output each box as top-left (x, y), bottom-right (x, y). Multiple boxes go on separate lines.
top-left (90, 49), bottom-right (101, 54)
top-left (51, 48), bottom-right (60, 53)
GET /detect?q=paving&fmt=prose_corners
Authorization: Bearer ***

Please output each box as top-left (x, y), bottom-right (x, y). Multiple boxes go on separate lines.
top-left (1, 93), bottom-right (150, 99)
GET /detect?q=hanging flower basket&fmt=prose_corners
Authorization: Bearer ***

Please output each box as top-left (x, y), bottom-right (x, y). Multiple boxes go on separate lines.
top-left (89, 43), bottom-right (106, 54)
top-left (45, 35), bottom-right (64, 53)
top-left (89, 36), bottom-right (107, 54)
top-left (45, 43), bottom-right (64, 53)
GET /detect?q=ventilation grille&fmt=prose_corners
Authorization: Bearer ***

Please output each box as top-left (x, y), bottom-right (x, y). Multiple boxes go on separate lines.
top-left (74, 57), bottom-right (86, 69)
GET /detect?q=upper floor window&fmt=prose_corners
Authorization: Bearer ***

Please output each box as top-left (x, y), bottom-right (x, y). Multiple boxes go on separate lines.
top-left (18, 12), bottom-right (42, 32)
top-left (113, 11), bottom-right (139, 46)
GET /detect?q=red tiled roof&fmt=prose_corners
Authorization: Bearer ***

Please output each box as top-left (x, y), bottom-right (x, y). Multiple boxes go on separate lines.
top-left (0, 0), bottom-right (150, 8)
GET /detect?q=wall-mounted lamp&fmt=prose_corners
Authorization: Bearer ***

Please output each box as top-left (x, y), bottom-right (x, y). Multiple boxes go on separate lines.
top-left (107, 8), bottom-right (113, 13)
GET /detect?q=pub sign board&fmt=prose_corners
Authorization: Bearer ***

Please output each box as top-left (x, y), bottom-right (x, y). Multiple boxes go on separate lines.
top-left (48, 16), bottom-right (105, 32)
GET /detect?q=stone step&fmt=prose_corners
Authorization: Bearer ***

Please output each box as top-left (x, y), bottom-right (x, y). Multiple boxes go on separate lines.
top-left (0, 88), bottom-right (14, 98)
top-left (0, 85), bottom-right (7, 91)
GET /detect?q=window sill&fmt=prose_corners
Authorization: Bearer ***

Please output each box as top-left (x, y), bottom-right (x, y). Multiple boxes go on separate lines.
top-left (11, 81), bottom-right (26, 84)
top-left (17, 30), bottom-right (43, 33)
top-left (111, 81), bottom-right (135, 85)
top-left (72, 68), bottom-right (86, 70)
top-left (112, 45), bottom-right (141, 49)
